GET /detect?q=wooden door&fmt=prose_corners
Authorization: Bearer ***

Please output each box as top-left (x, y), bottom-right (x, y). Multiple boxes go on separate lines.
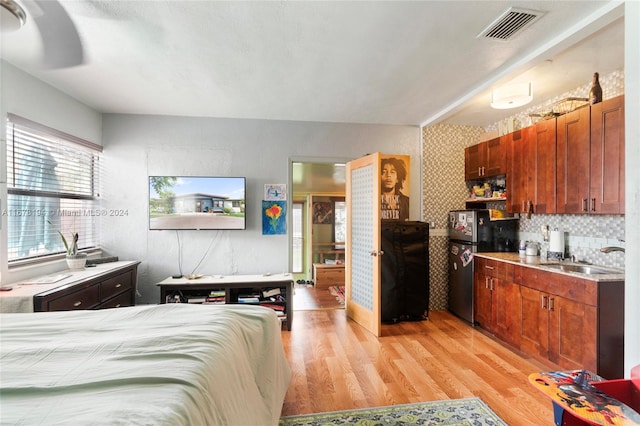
top-left (473, 257), bottom-right (492, 330)
top-left (556, 106), bottom-right (591, 213)
top-left (506, 127), bottom-right (532, 214)
top-left (590, 95), bottom-right (625, 214)
top-left (548, 295), bottom-right (597, 371)
top-left (485, 136), bottom-right (505, 177)
top-left (464, 142), bottom-right (485, 180)
top-left (519, 285), bottom-right (550, 361)
top-left (493, 279), bottom-right (521, 348)
top-left (345, 153), bottom-right (382, 337)
top-left (533, 118), bottom-right (557, 213)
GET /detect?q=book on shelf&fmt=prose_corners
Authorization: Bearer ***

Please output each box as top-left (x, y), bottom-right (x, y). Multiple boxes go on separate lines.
top-left (259, 303), bottom-right (285, 311)
top-left (237, 297), bottom-right (260, 304)
top-left (187, 297), bottom-right (207, 304)
top-left (262, 288), bottom-right (281, 298)
top-left (209, 290), bottom-right (226, 298)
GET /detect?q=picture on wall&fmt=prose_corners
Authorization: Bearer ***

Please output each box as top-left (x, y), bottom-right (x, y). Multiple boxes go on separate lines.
top-left (312, 202), bottom-right (333, 224)
top-left (264, 184), bottom-right (286, 201)
top-left (380, 154), bottom-right (410, 221)
top-left (262, 200), bottom-right (286, 235)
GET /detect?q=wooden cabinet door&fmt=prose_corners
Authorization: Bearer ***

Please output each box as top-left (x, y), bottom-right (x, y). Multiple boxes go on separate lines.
top-left (473, 258), bottom-right (492, 330)
top-left (556, 106), bottom-right (591, 213)
top-left (533, 118), bottom-right (557, 213)
top-left (519, 285), bottom-right (549, 361)
top-left (485, 137), bottom-right (505, 177)
top-left (506, 129), bottom-right (526, 213)
top-left (548, 295), bottom-right (597, 372)
top-left (465, 142), bottom-right (485, 181)
top-left (590, 95), bottom-right (625, 214)
top-left (493, 279), bottom-right (521, 348)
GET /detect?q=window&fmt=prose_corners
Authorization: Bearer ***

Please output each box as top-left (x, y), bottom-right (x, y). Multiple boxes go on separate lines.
top-left (5, 114), bottom-right (102, 265)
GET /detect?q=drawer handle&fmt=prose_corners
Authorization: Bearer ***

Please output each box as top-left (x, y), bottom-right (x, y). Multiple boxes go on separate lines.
top-left (73, 301), bottom-right (82, 307)
top-left (485, 265), bottom-right (494, 270)
top-left (115, 283), bottom-right (122, 288)
top-left (115, 304), bottom-right (121, 308)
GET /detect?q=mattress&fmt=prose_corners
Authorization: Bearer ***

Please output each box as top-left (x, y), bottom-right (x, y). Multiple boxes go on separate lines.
top-left (0, 303), bottom-right (291, 425)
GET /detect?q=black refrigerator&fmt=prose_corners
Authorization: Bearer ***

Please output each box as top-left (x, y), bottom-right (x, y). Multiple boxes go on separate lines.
top-left (381, 221), bottom-right (430, 324)
top-left (447, 209), bottom-right (518, 324)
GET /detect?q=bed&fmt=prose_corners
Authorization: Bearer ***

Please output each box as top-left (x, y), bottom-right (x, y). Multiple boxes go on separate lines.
top-left (0, 303), bottom-right (291, 425)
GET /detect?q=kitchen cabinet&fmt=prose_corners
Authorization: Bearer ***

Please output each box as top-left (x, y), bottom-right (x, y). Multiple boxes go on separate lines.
top-left (465, 137), bottom-right (506, 181)
top-left (506, 118), bottom-right (556, 214)
top-left (513, 263), bottom-right (623, 379)
top-left (473, 257), bottom-right (520, 348)
top-left (590, 95), bottom-right (625, 214)
top-left (557, 95), bottom-right (625, 214)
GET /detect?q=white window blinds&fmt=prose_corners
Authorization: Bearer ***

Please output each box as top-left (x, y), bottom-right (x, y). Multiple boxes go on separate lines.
top-left (5, 114), bottom-right (102, 264)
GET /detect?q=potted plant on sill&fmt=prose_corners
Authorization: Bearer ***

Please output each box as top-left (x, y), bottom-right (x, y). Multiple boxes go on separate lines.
top-left (50, 221), bottom-right (87, 270)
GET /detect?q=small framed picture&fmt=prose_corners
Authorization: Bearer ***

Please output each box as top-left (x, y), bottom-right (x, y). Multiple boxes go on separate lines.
top-left (264, 184), bottom-right (286, 201)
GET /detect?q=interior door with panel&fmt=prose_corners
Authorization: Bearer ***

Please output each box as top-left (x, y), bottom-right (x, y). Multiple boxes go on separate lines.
top-left (346, 153), bottom-right (382, 337)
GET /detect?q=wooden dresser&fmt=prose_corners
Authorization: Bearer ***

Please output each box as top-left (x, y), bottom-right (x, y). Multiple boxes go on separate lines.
top-left (313, 263), bottom-right (345, 290)
top-left (0, 261), bottom-right (140, 313)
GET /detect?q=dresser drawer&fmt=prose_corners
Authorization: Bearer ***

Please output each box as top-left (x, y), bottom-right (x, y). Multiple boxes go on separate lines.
top-left (48, 284), bottom-right (100, 311)
top-left (99, 290), bottom-right (133, 309)
top-left (100, 271), bottom-right (133, 300)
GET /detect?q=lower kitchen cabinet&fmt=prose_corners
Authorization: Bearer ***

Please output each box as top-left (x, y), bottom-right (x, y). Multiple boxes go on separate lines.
top-left (474, 257), bottom-right (624, 379)
top-left (474, 257), bottom-right (520, 348)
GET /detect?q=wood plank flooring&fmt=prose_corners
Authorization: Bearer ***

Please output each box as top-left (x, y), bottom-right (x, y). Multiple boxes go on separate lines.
top-left (280, 308), bottom-right (559, 425)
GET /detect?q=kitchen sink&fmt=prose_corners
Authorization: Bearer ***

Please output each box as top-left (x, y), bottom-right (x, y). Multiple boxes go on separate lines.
top-left (542, 264), bottom-right (615, 275)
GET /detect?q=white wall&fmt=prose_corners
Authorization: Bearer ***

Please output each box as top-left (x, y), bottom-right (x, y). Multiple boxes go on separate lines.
top-left (624, 0), bottom-right (639, 376)
top-left (100, 114), bottom-right (420, 304)
top-left (0, 60), bottom-right (103, 284)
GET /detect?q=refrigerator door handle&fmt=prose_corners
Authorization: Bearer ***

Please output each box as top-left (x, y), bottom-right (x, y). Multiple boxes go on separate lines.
top-left (370, 250), bottom-right (384, 256)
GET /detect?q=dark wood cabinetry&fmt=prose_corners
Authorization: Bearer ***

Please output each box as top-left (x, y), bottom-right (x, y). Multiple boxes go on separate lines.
top-left (590, 95), bottom-right (625, 214)
top-left (465, 137), bottom-right (506, 180)
top-left (475, 257), bottom-right (624, 379)
top-left (557, 95), bottom-right (625, 214)
top-left (514, 263), bottom-right (622, 379)
top-left (556, 105), bottom-right (592, 213)
top-left (506, 118), bottom-right (556, 214)
top-left (33, 262), bottom-right (139, 312)
top-left (473, 257), bottom-right (520, 348)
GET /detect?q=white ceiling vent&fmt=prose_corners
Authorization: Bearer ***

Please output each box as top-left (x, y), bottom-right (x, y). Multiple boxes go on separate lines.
top-left (477, 7), bottom-right (545, 41)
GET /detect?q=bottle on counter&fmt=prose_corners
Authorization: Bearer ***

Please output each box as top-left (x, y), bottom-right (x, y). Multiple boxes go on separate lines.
top-left (589, 72), bottom-right (603, 105)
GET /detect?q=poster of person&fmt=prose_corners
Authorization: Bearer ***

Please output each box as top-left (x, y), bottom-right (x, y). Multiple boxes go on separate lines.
top-left (380, 154), bottom-right (410, 221)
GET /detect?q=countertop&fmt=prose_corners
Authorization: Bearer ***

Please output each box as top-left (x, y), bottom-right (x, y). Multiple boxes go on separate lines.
top-left (475, 252), bottom-right (625, 282)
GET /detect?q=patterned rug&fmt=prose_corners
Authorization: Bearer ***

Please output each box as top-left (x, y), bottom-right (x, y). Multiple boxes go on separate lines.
top-left (329, 285), bottom-right (345, 305)
top-left (279, 398), bottom-right (507, 426)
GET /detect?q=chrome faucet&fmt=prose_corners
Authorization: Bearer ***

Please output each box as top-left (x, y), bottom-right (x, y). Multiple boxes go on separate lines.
top-left (601, 246), bottom-right (625, 253)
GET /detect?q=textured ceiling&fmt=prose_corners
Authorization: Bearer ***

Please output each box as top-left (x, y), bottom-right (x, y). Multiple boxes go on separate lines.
top-left (0, 1), bottom-right (625, 127)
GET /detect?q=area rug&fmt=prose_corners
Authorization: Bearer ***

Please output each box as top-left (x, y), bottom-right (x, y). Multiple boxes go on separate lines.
top-left (329, 285), bottom-right (345, 305)
top-left (279, 398), bottom-right (507, 425)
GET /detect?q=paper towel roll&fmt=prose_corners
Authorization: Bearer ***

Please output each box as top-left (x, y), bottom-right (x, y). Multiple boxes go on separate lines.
top-left (549, 230), bottom-right (565, 254)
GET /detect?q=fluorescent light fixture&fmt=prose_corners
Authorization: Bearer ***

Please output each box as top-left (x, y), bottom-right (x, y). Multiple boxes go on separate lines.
top-left (490, 82), bottom-right (533, 109)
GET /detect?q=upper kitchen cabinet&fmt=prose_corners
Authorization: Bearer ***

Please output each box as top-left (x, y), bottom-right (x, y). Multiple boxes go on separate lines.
top-left (557, 95), bottom-right (625, 214)
top-left (506, 117), bottom-right (556, 215)
top-left (557, 105), bottom-right (591, 213)
top-left (465, 137), bottom-right (506, 181)
top-left (590, 95), bottom-right (625, 214)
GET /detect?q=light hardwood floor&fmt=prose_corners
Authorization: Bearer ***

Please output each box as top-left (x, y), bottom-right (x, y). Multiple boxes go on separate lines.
top-left (280, 308), bottom-right (559, 425)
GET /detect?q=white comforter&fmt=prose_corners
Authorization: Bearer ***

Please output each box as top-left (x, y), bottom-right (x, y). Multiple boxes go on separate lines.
top-left (0, 304), bottom-right (291, 425)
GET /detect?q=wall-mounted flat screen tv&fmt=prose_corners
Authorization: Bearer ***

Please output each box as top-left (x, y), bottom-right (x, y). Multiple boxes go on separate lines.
top-left (149, 176), bottom-right (246, 230)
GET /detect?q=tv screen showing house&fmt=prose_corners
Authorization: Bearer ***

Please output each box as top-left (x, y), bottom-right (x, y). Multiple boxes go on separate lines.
top-left (149, 176), bottom-right (246, 230)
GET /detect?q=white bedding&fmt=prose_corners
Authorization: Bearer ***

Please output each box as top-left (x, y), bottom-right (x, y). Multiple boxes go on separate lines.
top-left (0, 304), bottom-right (291, 425)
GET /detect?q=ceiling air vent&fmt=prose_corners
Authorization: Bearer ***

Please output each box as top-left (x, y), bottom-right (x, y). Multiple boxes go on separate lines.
top-left (477, 7), bottom-right (544, 41)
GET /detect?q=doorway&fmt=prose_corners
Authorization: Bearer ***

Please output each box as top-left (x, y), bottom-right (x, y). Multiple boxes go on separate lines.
top-left (289, 159), bottom-right (347, 310)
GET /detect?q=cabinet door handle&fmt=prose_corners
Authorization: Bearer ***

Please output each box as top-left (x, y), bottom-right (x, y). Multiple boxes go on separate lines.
top-left (115, 283), bottom-right (122, 288)
top-left (548, 297), bottom-right (555, 311)
top-left (485, 277), bottom-right (490, 289)
top-left (582, 198), bottom-right (588, 212)
top-left (591, 198), bottom-right (596, 212)
top-left (490, 278), bottom-right (494, 291)
top-left (73, 301), bottom-right (82, 307)
top-left (541, 295), bottom-right (547, 310)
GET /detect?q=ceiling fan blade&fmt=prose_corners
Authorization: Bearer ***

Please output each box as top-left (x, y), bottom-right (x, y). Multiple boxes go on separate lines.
top-left (32, 0), bottom-right (84, 69)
